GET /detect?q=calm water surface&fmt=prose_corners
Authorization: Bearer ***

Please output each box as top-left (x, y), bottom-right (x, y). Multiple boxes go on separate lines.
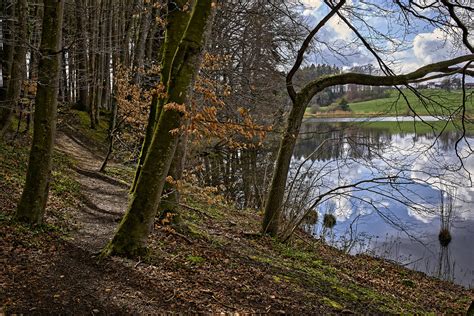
top-left (292, 119), bottom-right (474, 287)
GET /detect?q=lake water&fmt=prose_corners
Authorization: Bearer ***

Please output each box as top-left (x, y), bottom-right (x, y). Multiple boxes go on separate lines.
top-left (291, 119), bottom-right (474, 287)
top-left (306, 115), bottom-right (442, 123)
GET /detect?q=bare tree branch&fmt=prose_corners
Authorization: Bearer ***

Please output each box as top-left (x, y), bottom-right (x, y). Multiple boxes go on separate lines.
top-left (301, 54), bottom-right (474, 102)
top-left (286, 0), bottom-right (346, 103)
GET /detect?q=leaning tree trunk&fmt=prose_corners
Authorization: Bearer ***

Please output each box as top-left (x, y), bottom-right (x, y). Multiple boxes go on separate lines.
top-left (261, 97), bottom-right (308, 236)
top-left (15, 0), bottom-right (64, 225)
top-left (0, 0), bottom-right (28, 138)
top-left (102, 0), bottom-right (214, 257)
top-left (130, 0), bottom-right (191, 193)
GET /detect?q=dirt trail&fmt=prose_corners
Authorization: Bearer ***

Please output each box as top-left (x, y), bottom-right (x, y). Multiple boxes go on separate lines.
top-left (55, 132), bottom-right (128, 251)
top-left (3, 131), bottom-right (190, 314)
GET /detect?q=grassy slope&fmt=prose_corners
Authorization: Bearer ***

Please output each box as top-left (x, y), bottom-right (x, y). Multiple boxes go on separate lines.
top-left (1, 110), bottom-right (473, 313)
top-left (311, 89), bottom-right (474, 117)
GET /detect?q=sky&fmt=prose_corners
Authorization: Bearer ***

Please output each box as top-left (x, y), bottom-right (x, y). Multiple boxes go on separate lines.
top-left (298, 0), bottom-right (473, 76)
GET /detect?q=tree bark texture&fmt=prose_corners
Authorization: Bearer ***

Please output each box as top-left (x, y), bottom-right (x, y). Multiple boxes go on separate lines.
top-left (16, 0), bottom-right (64, 225)
top-left (0, 0), bottom-right (28, 137)
top-left (130, 0), bottom-right (191, 193)
top-left (262, 97), bottom-right (307, 235)
top-left (132, 0), bottom-right (151, 83)
top-left (75, 0), bottom-right (89, 111)
top-left (0, 0), bottom-right (15, 104)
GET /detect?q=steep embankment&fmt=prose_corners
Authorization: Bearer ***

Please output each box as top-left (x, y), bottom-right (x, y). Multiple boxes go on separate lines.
top-left (1, 112), bottom-right (473, 314)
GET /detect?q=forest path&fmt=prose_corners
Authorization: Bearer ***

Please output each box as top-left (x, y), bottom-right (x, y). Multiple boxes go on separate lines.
top-left (56, 131), bottom-right (128, 252)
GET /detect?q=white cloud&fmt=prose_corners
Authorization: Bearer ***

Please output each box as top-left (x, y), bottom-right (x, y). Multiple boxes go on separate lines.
top-left (413, 28), bottom-right (453, 65)
top-left (327, 16), bottom-right (352, 40)
top-left (301, 0), bottom-right (353, 40)
top-left (301, 0), bottom-right (322, 7)
top-left (388, 26), bottom-right (472, 74)
top-left (301, 0), bottom-right (322, 16)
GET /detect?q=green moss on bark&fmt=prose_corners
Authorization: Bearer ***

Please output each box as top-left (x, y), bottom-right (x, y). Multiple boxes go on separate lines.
top-left (15, 0), bottom-right (64, 225)
top-left (131, 0), bottom-right (191, 194)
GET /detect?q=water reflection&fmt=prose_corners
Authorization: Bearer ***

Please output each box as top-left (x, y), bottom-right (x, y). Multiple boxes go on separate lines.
top-left (291, 120), bottom-right (473, 287)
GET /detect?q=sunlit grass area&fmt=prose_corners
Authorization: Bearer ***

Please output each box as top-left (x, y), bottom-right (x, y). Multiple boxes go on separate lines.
top-left (349, 89), bottom-right (474, 116)
top-left (310, 89), bottom-right (474, 117)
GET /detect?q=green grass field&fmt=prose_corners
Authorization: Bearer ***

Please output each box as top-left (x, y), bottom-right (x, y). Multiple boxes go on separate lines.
top-left (311, 89), bottom-right (474, 117)
top-left (349, 89), bottom-right (474, 116)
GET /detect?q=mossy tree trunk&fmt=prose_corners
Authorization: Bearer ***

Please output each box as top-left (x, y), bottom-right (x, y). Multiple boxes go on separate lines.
top-left (262, 97), bottom-right (308, 235)
top-left (88, 0), bottom-right (101, 129)
top-left (157, 129), bottom-right (189, 228)
top-left (103, 0), bottom-right (214, 257)
top-left (0, 0), bottom-right (28, 138)
top-left (131, 0), bottom-right (191, 193)
top-left (15, 0), bottom-right (65, 225)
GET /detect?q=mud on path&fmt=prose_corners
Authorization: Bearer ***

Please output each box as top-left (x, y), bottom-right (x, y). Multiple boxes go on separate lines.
top-left (55, 131), bottom-right (128, 252)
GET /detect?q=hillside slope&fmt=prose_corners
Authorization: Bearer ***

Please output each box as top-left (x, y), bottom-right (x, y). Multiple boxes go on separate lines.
top-left (1, 112), bottom-right (473, 314)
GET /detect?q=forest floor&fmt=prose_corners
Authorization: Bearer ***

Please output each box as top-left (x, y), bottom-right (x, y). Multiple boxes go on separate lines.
top-left (1, 111), bottom-right (474, 314)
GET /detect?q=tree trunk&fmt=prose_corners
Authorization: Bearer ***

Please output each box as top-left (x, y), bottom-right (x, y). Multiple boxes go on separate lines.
top-left (93, 20), bottom-right (104, 126)
top-left (262, 98), bottom-right (307, 236)
top-left (103, 0), bottom-right (214, 257)
top-left (145, 5), bottom-right (160, 63)
top-left (99, 97), bottom-right (117, 172)
top-left (0, 0), bottom-right (15, 103)
top-left (28, 3), bottom-right (41, 83)
top-left (157, 129), bottom-right (188, 229)
top-left (15, 0), bottom-right (64, 225)
top-left (132, 0), bottom-right (151, 83)
top-left (75, 0), bottom-right (89, 111)
top-left (101, 2), bottom-right (112, 111)
top-left (61, 49), bottom-right (68, 103)
top-left (0, 0), bottom-right (28, 138)
top-left (88, 0), bottom-right (100, 128)
top-left (130, 0), bottom-right (191, 193)
top-left (120, 0), bottom-right (139, 67)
